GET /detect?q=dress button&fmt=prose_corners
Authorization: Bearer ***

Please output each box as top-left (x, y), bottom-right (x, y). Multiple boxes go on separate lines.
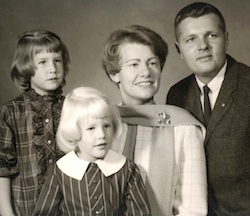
top-left (95, 210), bottom-right (99, 215)
top-left (49, 159), bottom-right (53, 164)
top-left (94, 196), bottom-right (98, 200)
top-left (45, 119), bottom-right (49, 123)
top-left (93, 179), bottom-right (97, 183)
top-left (47, 140), bottom-right (52, 144)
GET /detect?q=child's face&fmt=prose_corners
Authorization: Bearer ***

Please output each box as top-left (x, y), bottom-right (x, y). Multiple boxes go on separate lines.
top-left (31, 50), bottom-right (64, 96)
top-left (77, 116), bottom-right (114, 162)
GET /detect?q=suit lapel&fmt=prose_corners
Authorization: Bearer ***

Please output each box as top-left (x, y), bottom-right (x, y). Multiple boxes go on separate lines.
top-left (205, 56), bottom-right (239, 144)
top-left (186, 75), bottom-right (204, 124)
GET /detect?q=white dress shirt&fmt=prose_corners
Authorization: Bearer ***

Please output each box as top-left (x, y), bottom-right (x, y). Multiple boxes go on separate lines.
top-left (196, 61), bottom-right (227, 111)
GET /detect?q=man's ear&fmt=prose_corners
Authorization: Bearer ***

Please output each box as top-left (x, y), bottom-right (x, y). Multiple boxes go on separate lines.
top-left (225, 31), bottom-right (229, 51)
top-left (175, 42), bottom-right (180, 54)
top-left (109, 73), bottom-right (120, 84)
top-left (175, 42), bottom-right (183, 59)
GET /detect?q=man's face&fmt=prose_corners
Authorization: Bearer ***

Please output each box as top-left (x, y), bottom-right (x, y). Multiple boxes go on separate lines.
top-left (176, 13), bottom-right (228, 84)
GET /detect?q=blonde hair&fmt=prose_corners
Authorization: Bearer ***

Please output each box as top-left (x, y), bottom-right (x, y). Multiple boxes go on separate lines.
top-left (56, 87), bottom-right (122, 153)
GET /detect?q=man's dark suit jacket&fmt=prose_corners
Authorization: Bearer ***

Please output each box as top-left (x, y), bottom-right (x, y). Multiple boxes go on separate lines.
top-left (166, 55), bottom-right (250, 215)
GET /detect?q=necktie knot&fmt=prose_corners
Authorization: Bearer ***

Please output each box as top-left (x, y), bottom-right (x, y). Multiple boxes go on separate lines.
top-left (203, 85), bottom-right (210, 95)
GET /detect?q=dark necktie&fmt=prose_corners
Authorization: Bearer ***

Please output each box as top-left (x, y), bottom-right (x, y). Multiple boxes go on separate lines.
top-left (203, 85), bottom-right (211, 127)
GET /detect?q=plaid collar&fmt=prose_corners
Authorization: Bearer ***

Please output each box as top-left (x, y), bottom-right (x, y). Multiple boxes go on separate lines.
top-left (24, 89), bottom-right (64, 136)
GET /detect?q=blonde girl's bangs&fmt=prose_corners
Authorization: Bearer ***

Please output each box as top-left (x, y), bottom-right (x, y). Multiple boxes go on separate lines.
top-left (85, 100), bottom-right (112, 119)
top-left (56, 87), bottom-right (122, 152)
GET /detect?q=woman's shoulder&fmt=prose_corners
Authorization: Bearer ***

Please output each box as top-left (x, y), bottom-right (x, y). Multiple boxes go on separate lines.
top-left (117, 105), bottom-right (203, 128)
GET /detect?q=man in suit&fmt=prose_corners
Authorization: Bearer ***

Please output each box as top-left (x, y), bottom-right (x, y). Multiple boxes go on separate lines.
top-left (166, 2), bottom-right (250, 215)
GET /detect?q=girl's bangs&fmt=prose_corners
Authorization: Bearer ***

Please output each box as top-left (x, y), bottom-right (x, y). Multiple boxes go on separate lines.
top-left (32, 39), bottom-right (62, 55)
top-left (87, 101), bottom-right (112, 119)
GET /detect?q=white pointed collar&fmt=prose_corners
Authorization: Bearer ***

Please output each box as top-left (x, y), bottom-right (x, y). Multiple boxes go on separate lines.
top-left (56, 150), bottom-right (126, 180)
top-left (196, 60), bottom-right (227, 94)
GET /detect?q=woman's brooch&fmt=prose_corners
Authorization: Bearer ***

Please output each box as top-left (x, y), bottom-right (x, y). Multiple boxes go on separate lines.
top-left (157, 111), bottom-right (171, 124)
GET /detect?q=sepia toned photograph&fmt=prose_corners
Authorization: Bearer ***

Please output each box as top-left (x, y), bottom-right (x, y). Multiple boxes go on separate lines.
top-left (0, 0), bottom-right (250, 215)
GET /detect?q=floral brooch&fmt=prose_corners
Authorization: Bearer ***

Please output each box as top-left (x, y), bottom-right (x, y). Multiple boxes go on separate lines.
top-left (157, 111), bottom-right (171, 124)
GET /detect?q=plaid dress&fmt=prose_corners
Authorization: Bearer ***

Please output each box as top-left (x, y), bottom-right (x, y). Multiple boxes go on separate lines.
top-left (0, 89), bottom-right (64, 216)
top-left (112, 105), bottom-right (208, 216)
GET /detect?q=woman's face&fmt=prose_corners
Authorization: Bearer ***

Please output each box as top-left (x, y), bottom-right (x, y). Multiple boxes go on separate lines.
top-left (110, 43), bottom-right (161, 105)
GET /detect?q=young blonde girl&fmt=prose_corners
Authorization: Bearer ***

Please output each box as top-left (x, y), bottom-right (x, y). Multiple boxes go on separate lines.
top-left (0, 30), bottom-right (70, 216)
top-left (33, 87), bottom-right (151, 216)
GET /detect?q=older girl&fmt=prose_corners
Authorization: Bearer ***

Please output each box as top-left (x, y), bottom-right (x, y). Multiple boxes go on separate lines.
top-left (0, 30), bottom-right (70, 216)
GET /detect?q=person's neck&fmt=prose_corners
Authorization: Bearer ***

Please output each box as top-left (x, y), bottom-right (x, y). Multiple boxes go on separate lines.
top-left (76, 150), bottom-right (105, 162)
top-left (196, 73), bottom-right (219, 85)
top-left (122, 98), bottom-right (155, 106)
top-left (195, 61), bottom-right (227, 85)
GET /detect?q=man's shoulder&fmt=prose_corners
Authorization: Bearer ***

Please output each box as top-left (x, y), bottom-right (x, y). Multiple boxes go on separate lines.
top-left (167, 74), bottom-right (197, 105)
top-left (170, 74), bottom-right (195, 90)
top-left (117, 105), bottom-right (203, 127)
top-left (238, 61), bottom-right (250, 80)
top-left (226, 55), bottom-right (250, 88)
top-left (227, 55), bottom-right (250, 76)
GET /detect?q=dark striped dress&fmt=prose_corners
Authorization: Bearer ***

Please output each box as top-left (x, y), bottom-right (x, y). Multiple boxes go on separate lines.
top-left (33, 150), bottom-right (151, 216)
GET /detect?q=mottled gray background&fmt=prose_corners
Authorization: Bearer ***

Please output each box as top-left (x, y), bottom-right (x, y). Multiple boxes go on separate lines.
top-left (1, 0), bottom-right (249, 105)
